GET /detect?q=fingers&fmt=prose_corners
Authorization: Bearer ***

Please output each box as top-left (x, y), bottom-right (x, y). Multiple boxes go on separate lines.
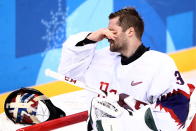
top-left (86, 28), bottom-right (117, 42)
top-left (102, 28), bottom-right (117, 40)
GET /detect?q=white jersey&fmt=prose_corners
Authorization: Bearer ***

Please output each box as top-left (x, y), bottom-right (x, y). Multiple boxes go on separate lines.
top-left (58, 32), bottom-right (192, 131)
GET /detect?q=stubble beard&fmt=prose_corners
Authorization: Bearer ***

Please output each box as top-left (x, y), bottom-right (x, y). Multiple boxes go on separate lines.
top-left (110, 33), bottom-right (127, 53)
top-left (109, 38), bottom-right (127, 54)
top-left (109, 41), bottom-right (122, 52)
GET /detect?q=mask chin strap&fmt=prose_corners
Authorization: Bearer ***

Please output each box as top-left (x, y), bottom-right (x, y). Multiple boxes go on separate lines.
top-left (44, 99), bottom-right (66, 121)
top-left (33, 94), bottom-right (66, 122)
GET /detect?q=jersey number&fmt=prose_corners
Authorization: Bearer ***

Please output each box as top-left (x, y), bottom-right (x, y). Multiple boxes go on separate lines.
top-left (98, 81), bottom-right (117, 97)
top-left (174, 71), bottom-right (184, 85)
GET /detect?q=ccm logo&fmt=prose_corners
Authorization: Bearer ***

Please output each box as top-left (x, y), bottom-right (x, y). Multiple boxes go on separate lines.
top-left (64, 76), bottom-right (77, 84)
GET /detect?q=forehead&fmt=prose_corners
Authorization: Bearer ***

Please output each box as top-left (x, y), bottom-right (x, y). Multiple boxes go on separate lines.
top-left (108, 17), bottom-right (120, 30)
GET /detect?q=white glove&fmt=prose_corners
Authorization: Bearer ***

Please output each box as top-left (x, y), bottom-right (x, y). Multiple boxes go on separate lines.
top-left (91, 92), bottom-right (149, 119)
top-left (89, 96), bottom-right (155, 131)
top-left (92, 97), bottom-right (125, 118)
top-left (89, 96), bottom-right (130, 131)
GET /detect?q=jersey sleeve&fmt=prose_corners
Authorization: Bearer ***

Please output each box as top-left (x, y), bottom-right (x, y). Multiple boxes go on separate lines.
top-left (58, 32), bottom-right (97, 80)
top-left (147, 55), bottom-right (191, 130)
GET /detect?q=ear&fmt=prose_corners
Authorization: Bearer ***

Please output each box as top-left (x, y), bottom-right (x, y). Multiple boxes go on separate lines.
top-left (126, 27), bottom-right (134, 37)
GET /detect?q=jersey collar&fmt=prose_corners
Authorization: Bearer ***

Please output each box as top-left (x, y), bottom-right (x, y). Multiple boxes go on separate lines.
top-left (121, 44), bottom-right (149, 65)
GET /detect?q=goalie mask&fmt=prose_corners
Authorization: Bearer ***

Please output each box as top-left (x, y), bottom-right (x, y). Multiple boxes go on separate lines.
top-left (4, 88), bottom-right (66, 124)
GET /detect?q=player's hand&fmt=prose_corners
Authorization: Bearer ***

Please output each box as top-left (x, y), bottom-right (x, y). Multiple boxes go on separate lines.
top-left (87, 28), bottom-right (117, 42)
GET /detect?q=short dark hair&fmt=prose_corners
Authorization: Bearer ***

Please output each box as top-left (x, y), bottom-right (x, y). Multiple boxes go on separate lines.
top-left (109, 7), bottom-right (144, 40)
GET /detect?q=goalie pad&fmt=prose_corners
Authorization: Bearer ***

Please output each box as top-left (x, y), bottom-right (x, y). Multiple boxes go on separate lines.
top-left (4, 88), bottom-right (66, 125)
